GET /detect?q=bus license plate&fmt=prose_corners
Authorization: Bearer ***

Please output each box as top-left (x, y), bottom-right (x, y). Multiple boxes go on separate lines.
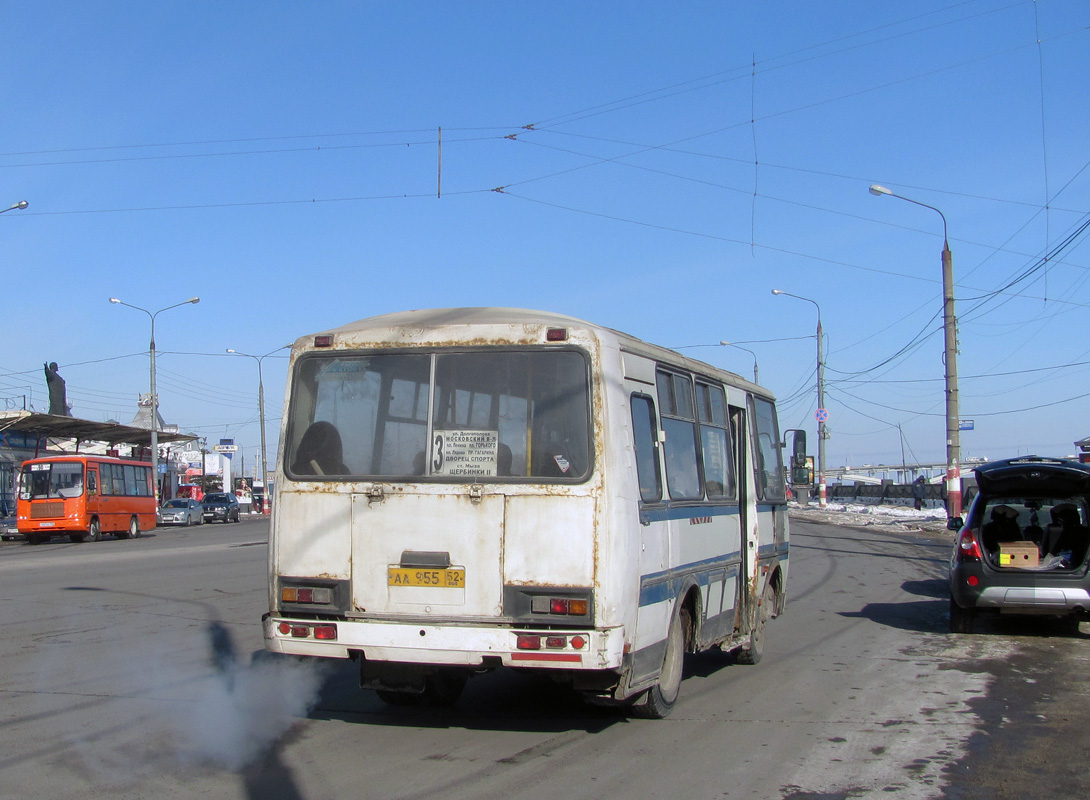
top-left (388, 567), bottom-right (465, 588)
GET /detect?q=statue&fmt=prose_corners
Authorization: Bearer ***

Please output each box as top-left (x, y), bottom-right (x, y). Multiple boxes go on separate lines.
top-left (44, 361), bottom-right (70, 416)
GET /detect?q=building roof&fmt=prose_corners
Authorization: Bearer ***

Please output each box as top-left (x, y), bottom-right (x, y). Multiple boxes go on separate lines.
top-left (0, 410), bottom-right (196, 448)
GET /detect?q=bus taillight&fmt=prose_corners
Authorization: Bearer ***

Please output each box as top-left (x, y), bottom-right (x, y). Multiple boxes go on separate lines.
top-left (278, 621), bottom-right (337, 640)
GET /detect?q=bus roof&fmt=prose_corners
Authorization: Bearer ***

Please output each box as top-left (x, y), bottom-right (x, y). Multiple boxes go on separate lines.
top-left (19, 454), bottom-right (153, 466)
top-left (295, 307), bottom-right (774, 400)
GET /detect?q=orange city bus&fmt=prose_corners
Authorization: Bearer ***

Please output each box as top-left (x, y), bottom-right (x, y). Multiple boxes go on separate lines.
top-left (16, 455), bottom-right (156, 545)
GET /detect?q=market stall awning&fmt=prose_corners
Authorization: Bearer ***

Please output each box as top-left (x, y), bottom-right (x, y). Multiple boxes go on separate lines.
top-left (0, 410), bottom-right (196, 448)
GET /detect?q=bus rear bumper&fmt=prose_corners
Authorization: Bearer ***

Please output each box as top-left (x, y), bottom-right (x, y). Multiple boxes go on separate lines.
top-left (262, 613), bottom-right (625, 671)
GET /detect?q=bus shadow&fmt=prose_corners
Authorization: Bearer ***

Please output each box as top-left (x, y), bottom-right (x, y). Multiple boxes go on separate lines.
top-left (25, 531), bottom-right (158, 546)
top-left (306, 659), bottom-right (626, 734)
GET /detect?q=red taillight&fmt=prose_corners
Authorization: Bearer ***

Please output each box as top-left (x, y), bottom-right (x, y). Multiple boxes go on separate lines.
top-left (957, 530), bottom-right (982, 561)
top-left (546, 328), bottom-right (568, 342)
top-left (313, 335), bottom-right (333, 347)
top-left (570, 635), bottom-right (586, 650)
top-left (516, 634), bottom-right (541, 650)
top-left (280, 622), bottom-right (337, 640)
top-left (967, 575), bottom-right (979, 587)
top-left (297, 588), bottom-right (313, 603)
top-left (545, 636), bottom-right (567, 649)
top-left (550, 598), bottom-right (569, 614)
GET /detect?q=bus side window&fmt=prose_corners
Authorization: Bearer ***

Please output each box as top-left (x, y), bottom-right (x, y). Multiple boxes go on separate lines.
top-left (657, 370), bottom-right (702, 501)
top-left (696, 381), bottom-right (735, 500)
top-left (750, 396), bottom-right (786, 502)
top-left (631, 394), bottom-right (662, 502)
top-left (87, 470), bottom-right (98, 496)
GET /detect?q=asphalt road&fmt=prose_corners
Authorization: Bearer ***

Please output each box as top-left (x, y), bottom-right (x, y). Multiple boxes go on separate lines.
top-left (0, 515), bottom-right (1086, 799)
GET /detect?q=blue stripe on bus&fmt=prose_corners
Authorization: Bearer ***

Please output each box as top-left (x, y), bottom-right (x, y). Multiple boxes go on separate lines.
top-left (758, 542), bottom-right (791, 557)
top-left (639, 553), bottom-right (743, 607)
top-left (639, 503), bottom-right (741, 525)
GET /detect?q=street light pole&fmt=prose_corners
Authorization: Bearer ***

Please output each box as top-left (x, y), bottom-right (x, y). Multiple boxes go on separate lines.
top-left (718, 341), bottom-right (759, 384)
top-left (869, 184), bottom-right (961, 518)
top-left (226, 345), bottom-right (289, 515)
top-left (0, 200), bottom-right (29, 214)
top-left (772, 289), bottom-right (826, 507)
top-left (110, 296), bottom-right (200, 505)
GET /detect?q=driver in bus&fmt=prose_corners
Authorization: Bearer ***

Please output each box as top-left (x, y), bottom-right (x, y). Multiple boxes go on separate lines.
top-left (292, 421), bottom-right (349, 476)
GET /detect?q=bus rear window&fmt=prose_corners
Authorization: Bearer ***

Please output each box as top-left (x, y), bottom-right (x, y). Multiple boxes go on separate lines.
top-left (286, 350), bottom-right (591, 481)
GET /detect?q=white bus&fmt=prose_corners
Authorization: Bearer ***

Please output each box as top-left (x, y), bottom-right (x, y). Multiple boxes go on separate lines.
top-left (263, 308), bottom-right (789, 717)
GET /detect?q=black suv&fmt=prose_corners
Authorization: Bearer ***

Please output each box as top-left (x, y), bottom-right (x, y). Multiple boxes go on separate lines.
top-left (201, 492), bottom-right (241, 523)
top-left (949, 456), bottom-right (1090, 633)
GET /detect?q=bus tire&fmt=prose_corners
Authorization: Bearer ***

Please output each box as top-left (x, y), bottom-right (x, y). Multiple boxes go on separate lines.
top-left (631, 605), bottom-right (688, 719)
top-left (127, 516), bottom-right (140, 540)
top-left (422, 671), bottom-right (468, 707)
top-left (85, 518), bottom-right (101, 543)
top-left (376, 689), bottom-right (422, 706)
top-left (737, 580), bottom-right (775, 665)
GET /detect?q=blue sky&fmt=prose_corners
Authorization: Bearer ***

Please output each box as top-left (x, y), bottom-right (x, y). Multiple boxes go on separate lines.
top-left (3, 1), bottom-right (1089, 474)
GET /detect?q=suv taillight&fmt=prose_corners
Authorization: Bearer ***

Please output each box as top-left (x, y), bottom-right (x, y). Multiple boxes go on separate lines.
top-left (956, 529), bottom-right (982, 562)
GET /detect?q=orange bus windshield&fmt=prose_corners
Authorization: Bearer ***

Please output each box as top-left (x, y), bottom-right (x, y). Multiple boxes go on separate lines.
top-left (20, 461), bottom-right (84, 500)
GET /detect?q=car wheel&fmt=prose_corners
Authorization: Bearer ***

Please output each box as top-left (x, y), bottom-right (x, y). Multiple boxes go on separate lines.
top-left (184, 515), bottom-right (192, 527)
top-left (949, 597), bottom-right (974, 634)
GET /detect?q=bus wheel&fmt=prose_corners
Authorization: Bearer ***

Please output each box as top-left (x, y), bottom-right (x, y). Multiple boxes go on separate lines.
top-left (422, 671), bottom-right (468, 707)
top-left (127, 516), bottom-right (140, 540)
top-left (85, 519), bottom-right (101, 543)
top-left (376, 689), bottom-right (422, 706)
top-left (737, 580), bottom-right (775, 665)
top-left (631, 606), bottom-right (689, 719)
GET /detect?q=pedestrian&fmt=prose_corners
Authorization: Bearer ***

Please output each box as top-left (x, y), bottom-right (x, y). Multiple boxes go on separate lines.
top-left (912, 476), bottom-right (927, 510)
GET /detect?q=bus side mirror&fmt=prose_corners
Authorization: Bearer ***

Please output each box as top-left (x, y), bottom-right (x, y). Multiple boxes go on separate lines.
top-left (790, 430), bottom-right (809, 484)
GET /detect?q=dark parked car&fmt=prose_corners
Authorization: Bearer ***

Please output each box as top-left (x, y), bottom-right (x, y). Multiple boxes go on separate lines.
top-left (1, 514), bottom-right (19, 541)
top-left (949, 455), bottom-right (1090, 634)
top-left (158, 497), bottom-right (204, 526)
top-left (201, 492), bottom-right (241, 523)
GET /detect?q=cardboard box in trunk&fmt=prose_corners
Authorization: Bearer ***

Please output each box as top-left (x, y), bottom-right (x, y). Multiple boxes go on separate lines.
top-left (999, 541), bottom-right (1039, 567)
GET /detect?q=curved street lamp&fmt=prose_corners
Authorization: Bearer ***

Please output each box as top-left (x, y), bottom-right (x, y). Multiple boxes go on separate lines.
top-left (869, 184), bottom-right (961, 518)
top-left (226, 345), bottom-right (291, 514)
top-left (109, 296), bottom-right (200, 504)
top-left (772, 289), bottom-right (826, 507)
top-left (1, 200), bottom-right (28, 214)
top-left (718, 341), bottom-right (759, 384)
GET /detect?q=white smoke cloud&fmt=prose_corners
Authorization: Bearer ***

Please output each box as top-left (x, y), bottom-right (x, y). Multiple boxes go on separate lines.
top-left (173, 652), bottom-right (329, 771)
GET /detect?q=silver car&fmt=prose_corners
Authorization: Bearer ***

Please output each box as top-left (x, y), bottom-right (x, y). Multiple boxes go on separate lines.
top-left (158, 498), bottom-right (204, 527)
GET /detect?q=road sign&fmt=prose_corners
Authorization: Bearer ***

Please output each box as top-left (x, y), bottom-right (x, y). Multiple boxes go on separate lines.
top-left (213, 444), bottom-right (239, 453)
top-left (815, 408), bottom-right (829, 423)
top-left (959, 419), bottom-right (974, 431)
